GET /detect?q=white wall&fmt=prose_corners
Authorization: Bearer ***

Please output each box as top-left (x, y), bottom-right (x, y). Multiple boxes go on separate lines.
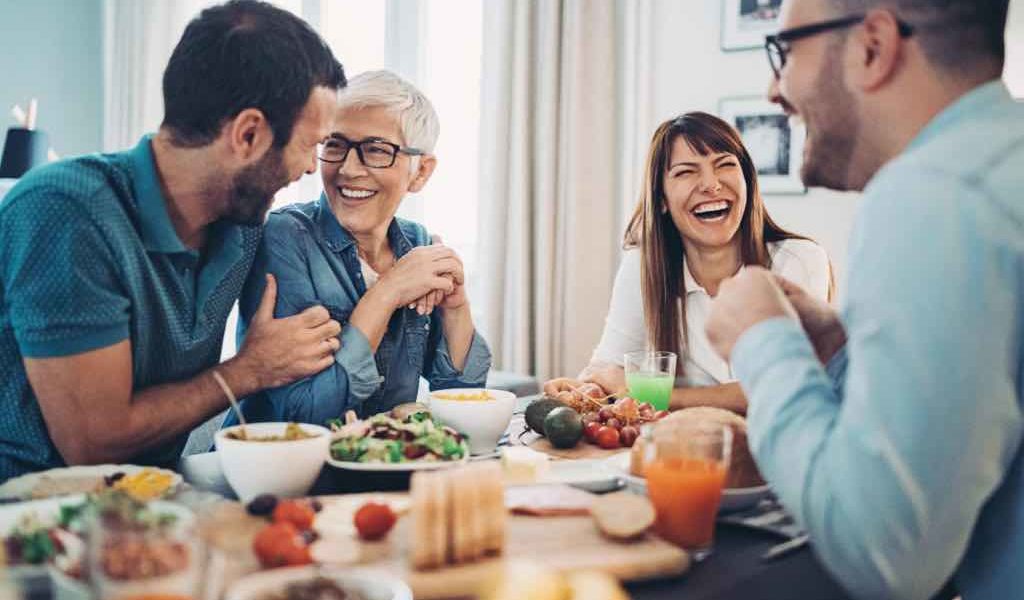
top-left (1008, 0), bottom-right (1024, 96)
top-left (646, 0), bottom-right (861, 294)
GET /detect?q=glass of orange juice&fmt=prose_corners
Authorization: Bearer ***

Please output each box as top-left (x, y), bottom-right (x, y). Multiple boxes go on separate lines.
top-left (643, 419), bottom-right (732, 560)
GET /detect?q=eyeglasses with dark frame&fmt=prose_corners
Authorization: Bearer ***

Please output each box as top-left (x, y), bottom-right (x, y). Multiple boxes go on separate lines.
top-left (317, 134), bottom-right (424, 169)
top-left (765, 14), bottom-right (914, 79)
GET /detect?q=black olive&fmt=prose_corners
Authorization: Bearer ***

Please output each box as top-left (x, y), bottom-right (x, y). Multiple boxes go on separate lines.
top-left (103, 472), bottom-right (126, 487)
top-left (300, 529), bottom-right (320, 544)
top-left (310, 498), bottom-right (323, 513)
top-left (246, 494), bottom-right (278, 517)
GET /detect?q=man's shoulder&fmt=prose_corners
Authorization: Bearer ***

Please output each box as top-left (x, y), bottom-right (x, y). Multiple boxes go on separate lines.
top-left (0, 152), bottom-right (134, 226)
top-left (885, 95), bottom-right (1024, 190)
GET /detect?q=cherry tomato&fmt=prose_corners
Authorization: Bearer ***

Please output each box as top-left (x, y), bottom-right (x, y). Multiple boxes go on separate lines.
top-left (253, 522), bottom-right (311, 568)
top-left (272, 500), bottom-right (316, 530)
top-left (605, 417), bottom-right (622, 430)
top-left (596, 426), bottom-right (621, 450)
top-left (584, 421), bottom-right (602, 442)
top-left (354, 502), bottom-right (397, 541)
top-left (597, 407), bottom-right (615, 423)
top-left (620, 426), bottom-right (639, 447)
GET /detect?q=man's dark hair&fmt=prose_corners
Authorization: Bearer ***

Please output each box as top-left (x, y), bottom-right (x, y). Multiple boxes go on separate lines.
top-left (831, 0), bottom-right (1009, 75)
top-left (161, 0), bottom-right (345, 148)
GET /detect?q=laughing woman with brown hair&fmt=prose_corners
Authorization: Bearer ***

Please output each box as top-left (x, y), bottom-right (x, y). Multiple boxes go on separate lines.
top-left (547, 112), bottom-right (831, 414)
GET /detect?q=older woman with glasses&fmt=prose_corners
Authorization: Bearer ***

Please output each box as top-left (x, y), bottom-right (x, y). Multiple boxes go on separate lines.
top-left (222, 70), bottom-right (491, 427)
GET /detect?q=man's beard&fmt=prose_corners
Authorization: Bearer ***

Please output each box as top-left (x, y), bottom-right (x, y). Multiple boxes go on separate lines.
top-left (798, 40), bottom-right (862, 192)
top-left (224, 147), bottom-right (290, 225)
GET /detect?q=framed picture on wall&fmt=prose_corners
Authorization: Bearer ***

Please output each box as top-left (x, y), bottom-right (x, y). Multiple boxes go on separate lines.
top-left (719, 96), bottom-right (806, 195)
top-left (721, 0), bottom-right (784, 51)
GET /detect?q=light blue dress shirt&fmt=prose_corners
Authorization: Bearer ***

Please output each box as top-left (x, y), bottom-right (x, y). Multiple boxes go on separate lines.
top-left (730, 80), bottom-right (1024, 600)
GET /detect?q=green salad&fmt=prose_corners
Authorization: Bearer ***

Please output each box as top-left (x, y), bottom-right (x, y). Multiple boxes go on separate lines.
top-left (329, 412), bottom-right (468, 463)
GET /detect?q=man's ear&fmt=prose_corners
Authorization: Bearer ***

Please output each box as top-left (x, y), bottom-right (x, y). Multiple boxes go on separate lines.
top-left (407, 154), bottom-right (438, 193)
top-left (224, 108), bottom-right (274, 162)
top-left (848, 8), bottom-right (907, 92)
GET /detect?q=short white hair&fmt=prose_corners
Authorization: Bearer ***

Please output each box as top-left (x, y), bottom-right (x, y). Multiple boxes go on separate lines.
top-left (336, 70), bottom-right (440, 154)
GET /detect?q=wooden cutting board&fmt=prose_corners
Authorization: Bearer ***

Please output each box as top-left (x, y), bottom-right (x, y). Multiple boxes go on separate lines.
top-left (206, 492), bottom-right (689, 600)
top-left (509, 413), bottom-right (625, 460)
top-left (524, 433), bottom-right (626, 460)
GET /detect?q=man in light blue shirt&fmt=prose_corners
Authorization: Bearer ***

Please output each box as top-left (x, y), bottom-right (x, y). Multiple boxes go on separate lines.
top-left (705, 1), bottom-right (1021, 599)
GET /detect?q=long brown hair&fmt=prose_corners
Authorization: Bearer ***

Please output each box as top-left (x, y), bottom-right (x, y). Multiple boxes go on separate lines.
top-left (623, 112), bottom-right (831, 372)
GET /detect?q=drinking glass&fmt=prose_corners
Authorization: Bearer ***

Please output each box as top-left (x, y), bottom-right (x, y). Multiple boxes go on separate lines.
top-left (86, 499), bottom-right (200, 600)
top-left (643, 418), bottom-right (732, 560)
top-left (624, 351), bottom-right (676, 411)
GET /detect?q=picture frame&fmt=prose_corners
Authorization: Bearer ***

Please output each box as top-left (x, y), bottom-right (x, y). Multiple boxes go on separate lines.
top-left (721, 0), bottom-right (784, 51)
top-left (718, 96), bottom-right (807, 195)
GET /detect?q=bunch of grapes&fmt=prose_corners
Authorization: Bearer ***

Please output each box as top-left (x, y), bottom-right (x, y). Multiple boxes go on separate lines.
top-left (581, 397), bottom-right (669, 449)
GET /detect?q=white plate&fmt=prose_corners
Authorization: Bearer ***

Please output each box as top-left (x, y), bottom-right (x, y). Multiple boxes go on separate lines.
top-left (0, 495), bottom-right (88, 582)
top-left (326, 454), bottom-right (469, 472)
top-left (510, 456), bottom-right (625, 493)
top-left (604, 453), bottom-right (771, 513)
top-left (0, 464), bottom-right (182, 501)
top-left (226, 565), bottom-right (412, 600)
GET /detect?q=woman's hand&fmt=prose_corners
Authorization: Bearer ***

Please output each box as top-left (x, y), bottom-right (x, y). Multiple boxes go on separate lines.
top-left (371, 245), bottom-right (461, 311)
top-left (581, 364), bottom-right (628, 397)
top-left (411, 236), bottom-right (468, 315)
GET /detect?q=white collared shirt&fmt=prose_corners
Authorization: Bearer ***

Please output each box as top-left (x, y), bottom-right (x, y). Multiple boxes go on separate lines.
top-left (587, 239), bottom-right (831, 386)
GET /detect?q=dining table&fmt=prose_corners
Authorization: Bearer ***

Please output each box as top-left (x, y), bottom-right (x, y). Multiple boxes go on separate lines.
top-left (294, 394), bottom-right (862, 600)
top-left (310, 465), bottom-right (858, 600)
top-left (14, 393), bottom-right (962, 600)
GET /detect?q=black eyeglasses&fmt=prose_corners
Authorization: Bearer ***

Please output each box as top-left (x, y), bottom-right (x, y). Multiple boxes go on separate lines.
top-left (317, 134), bottom-right (424, 169)
top-left (765, 14), bottom-right (914, 79)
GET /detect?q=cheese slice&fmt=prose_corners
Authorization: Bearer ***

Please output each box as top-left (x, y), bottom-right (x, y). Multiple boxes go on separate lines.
top-left (500, 446), bottom-right (550, 485)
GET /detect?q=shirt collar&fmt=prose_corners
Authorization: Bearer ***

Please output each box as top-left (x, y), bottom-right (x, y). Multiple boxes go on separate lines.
top-left (682, 255), bottom-right (744, 296)
top-left (313, 193), bottom-right (415, 257)
top-left (908, 80), bottom-right (1012, 152)
top-left (129, 135), bottom-right (189, 254)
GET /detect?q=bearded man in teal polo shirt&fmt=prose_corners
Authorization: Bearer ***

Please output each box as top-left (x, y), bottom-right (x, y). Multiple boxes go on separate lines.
top-left (0, 0), bottom-right (347, 479)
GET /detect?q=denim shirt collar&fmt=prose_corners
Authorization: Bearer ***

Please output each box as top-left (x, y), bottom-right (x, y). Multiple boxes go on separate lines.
top-left (313, 193), bottom-right (416, 259)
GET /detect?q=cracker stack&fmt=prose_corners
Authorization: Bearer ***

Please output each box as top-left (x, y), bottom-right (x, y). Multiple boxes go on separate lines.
top-left (410, 462), bottom-right (506, 570)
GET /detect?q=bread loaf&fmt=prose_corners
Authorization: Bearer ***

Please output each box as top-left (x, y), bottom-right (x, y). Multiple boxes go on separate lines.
top-left (660, 407), bottom-right (765, 489)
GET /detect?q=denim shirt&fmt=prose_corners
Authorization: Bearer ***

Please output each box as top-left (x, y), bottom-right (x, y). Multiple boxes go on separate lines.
top-left (224, 194), bottom-right (492, 427)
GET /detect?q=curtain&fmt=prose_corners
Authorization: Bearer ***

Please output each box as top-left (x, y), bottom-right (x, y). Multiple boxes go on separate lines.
top-left (103, 1), bottom-right (217, 152)
top-left (476, 0), bottom-right (655, 381)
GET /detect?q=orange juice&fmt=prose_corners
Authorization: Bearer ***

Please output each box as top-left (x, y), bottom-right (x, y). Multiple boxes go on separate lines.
top-left (645, 456), bottom-right (727, 549)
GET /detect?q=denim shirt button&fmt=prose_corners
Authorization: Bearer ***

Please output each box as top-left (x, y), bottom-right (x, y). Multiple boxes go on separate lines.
top-left (424, 322), bottom-right (430, 330)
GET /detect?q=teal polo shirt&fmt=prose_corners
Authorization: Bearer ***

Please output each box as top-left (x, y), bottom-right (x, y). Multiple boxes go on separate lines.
top-left (0, 136), bottom-right (261, 480)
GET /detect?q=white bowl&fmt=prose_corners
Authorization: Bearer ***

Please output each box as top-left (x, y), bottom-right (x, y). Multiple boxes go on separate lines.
top-left (226, 566), bottom-right (412, 600)
top-left (214, 423), bottom-right (330, 502)
top-left (428, 389), bottom-right (516, 455)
